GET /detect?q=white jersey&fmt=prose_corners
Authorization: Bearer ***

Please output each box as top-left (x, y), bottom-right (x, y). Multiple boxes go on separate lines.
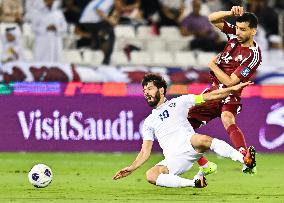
top-left (79, 0), bottom-right (114, 24)
top-left (142, 95), bottom-right (198, 157)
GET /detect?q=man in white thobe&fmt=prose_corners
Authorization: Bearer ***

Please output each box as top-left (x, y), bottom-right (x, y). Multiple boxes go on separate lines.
top-left (32, 0), bottom-right (67, 62)
top-left (1, 26), bottom-right (24, 63)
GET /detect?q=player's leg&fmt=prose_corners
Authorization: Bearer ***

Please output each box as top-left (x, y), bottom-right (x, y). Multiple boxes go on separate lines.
top-left (148, 159), bottom-right (206, 188)
top-left (190, 134), bottom-right (245, 164)
top-left (191, 133), bottom-right (256, 170)
top-left (188, 100), bottom-right (220, 172)
top-left (221, 104), bottom-right (247, 154)
top-left (222, 102), bottom-right (257, 174)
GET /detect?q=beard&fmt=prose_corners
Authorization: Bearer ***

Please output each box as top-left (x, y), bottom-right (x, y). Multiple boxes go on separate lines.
top-left (237, 35), bottom-right (250, 44)
top-left (145, 90), bottom-right (161, 107)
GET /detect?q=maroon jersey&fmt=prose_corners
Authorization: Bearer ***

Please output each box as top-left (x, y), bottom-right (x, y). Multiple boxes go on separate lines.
top-left (188, 22), bottom-right (262, 129)
top-left (210, 21), bottom-right (262, 89)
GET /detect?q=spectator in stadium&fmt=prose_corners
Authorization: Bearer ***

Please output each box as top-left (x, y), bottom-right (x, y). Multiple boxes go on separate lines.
top-left (25, 0), bottom-right (62, 22)
top-left (76, 0), bottom-right (121, 65)
top-left (72, 0), bottom-right (92, 12)
top-left (1, 27), bottom-right (24, 63)
top-left (113, 74), bottom-right (256, 188)
top-left (158, 0), bottom-right (185, 27)
top-left (116, 0), bottom-right (144, 25)
top-left (248, 0), bottom-right (279, 37)
top-left (180, 0), bottom-right (226, 52)
top-left (261, 35), bottom-right (284, 68)
top-left (62, 0), bottom-right (81, 24)
top-left (0, 0), bottom-right (23, 23)
top-left (24, 0), bottom-right (44, 22)
top-left (31, 0), bottom-right (67, 62)
top-left (139, 0), bottom-right (160, 22)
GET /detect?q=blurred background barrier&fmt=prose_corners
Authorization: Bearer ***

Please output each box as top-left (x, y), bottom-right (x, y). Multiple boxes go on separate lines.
top-left (0, 83), bottom-right (283, 152)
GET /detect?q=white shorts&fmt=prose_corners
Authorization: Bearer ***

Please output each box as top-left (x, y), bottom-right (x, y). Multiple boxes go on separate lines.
top-left (156, 137), bottom-right (203, 175)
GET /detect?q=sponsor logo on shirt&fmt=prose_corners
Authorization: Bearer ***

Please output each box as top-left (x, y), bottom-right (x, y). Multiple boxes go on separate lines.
top-left (235, 55), bottom-right (243, 62)
top-left (169, 103), bottom-right (176, 107)
top-left (241, 67), bottom-right (250, 77)
top-left (221, 52), bottom-right (233, 64)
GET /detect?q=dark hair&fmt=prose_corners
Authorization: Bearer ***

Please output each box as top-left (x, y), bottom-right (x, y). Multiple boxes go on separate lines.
top-left (5, 27), bottom-right (16, 33)
top-left (236, 12), bottom-right (258, 28)
top-left (142, 73), bottom-right (167, 96)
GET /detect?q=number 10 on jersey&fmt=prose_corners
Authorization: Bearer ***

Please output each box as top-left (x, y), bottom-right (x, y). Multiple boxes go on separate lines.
top-left (159, 110), bottom-right (169, 121)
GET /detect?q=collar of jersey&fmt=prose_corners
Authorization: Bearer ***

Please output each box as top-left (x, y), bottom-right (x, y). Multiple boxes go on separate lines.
top-left (153, 98), bottom-right (169, 111)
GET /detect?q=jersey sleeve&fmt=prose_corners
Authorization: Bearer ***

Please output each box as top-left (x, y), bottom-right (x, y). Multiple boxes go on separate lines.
top-left (175, 94), bottom-right (199, 109)
top-left (233, 49), bottom-right (262, 82)
top-left (142, 118), bottom-right (155, 141)
top-left (222, 21), bottom-right (236, 38)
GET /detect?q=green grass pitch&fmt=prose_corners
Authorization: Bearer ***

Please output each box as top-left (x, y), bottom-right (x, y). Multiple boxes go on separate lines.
top-left (0, 152), bottom-right (283, 203)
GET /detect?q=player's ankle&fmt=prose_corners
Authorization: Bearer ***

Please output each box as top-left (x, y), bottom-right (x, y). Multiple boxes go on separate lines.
top-left (197, 156), bottom-right (208, 168)
top-left (238, 147), bottom-right (247, 156)
top-left (201, 163), bottom-right (208, 169)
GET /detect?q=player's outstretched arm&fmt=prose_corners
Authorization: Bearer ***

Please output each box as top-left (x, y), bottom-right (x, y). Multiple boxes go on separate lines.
top-left (112, 140), bottom-right (153, 180)
top-left (208, 6), bottom-right (244, 30)
top-left (202, 81), bottom-right (253, 101)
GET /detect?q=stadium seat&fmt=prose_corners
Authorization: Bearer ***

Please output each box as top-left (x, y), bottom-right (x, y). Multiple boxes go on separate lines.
top-left (23, 49), bottom-right (33, 62)
top-left (111, 51), bottom-right (129, 65)
top-left (63, 35), bottom-right (77, 49)
top-left (83, 50), bottom-right (104, 65)
top-left (96, 65), bottom-right (130, 82)
top-left (196, 51), bottom-right (216, 68)
top-left (160, 26), bottom-right (182, 40)
top-left (76, 66), bottom-right (104, 82)
top-left (130, 51), bottom-right (152, 66)
top-left (144, 38), bottom-right (167, 52)
top-left (114, 25), bottom-right (135, 39)
top-left (174, 51), bottom-right (198, 68)
top-left (137, 25), bottom-right (157, 39)
top-left (119, 66), bottom-right (149, 72)
top-left (152, 52), bottom-right (175, 67)
top-left (63, 49), bottom-right (83, 64)
top-left (166, 37), bottom-right (192, 51)
top-left (113, 38), bottom-right (126, 51)
top-left (113, 37), bottom-right (144, 52)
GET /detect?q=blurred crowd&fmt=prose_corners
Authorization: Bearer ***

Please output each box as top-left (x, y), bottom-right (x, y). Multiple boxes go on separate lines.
top-left (0, 0), bottom-right (283, 67)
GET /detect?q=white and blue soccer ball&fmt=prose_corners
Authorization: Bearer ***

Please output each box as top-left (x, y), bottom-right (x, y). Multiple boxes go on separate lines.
top-left (28, 164), bottom-right (53, 188)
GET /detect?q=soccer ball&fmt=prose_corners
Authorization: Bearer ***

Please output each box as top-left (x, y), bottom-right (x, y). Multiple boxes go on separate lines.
top-left (28, 164), bottom-right (53, 188)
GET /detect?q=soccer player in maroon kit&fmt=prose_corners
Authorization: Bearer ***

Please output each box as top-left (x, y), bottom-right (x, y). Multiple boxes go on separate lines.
top-left (191, 6), bottom-right (261, 174)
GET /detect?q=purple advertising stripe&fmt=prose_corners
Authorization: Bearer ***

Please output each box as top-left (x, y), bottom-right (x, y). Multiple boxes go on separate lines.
top-left (0, 95), bottom-right (283, 152)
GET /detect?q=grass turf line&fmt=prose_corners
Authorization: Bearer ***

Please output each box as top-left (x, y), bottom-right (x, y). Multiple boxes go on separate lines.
top-left (0, 152), bottom-right (283, 203)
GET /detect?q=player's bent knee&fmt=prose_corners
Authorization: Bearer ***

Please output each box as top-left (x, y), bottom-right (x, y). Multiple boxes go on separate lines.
top-left (191, 134), bottom-right (212, 152)
top-left (199, 135), bottom-right (213, 150)
top-left (146, 169), bottom-right (159, 184)
top-left (146, 166), bottom-right (168, 185)
top-left (221, 112), bottom-right (235, 129)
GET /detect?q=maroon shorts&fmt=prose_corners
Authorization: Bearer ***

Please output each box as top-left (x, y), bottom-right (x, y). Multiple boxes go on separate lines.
top-left (188, 87), bottom-right (242, 129)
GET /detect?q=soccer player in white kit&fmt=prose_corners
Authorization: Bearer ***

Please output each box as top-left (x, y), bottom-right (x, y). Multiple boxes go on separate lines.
top-left (113, 74), bottom-right (256, 188)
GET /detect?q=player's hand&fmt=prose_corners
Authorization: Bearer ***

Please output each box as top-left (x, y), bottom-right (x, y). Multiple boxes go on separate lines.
top-left (230, 6), bottom-right (244, 16)
top-left (113, 166), bottom-right (135, 180)
top-left (208, 56), bottom-right (218, 69)
top-left (231, 81), bottom-right (253, 91)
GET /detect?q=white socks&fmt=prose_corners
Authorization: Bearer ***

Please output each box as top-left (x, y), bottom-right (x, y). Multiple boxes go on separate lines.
top-left (210, 138), bottom-right (244, 163)
top-left (156, 173), bottom-right (195, 187)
